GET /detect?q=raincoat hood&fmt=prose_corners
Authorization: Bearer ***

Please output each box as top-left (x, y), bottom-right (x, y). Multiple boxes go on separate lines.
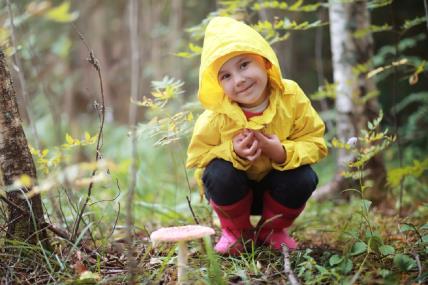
top-left (198, 16), bottom-right (285, 111)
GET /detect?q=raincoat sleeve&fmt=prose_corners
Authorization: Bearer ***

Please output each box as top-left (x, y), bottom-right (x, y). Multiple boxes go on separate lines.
top-left (272, 82), bottom-right (328, 171)
top-left (186, 111), bottom-right (251, 170)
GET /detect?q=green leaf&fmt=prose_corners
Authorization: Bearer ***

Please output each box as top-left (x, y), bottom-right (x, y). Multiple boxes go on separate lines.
top-left (368, 0), bottom-right (393, 9)
top-left (361, 199), bottom-right (372, 212)
top-left (399, 224), bottom-right (415, 233)
top-left (421, 235), bottom-right (428, 243)
top-left (379, 268), bottom-right (391, 278)
top-left (338, 258), bottom-right (353, 274)
top-left (420, 224), bottom-right (428, 230)
top-left (402, 16), bottom-right (426, 30)
top-left (315, 264), bottom-right (328, 274)
top-left (379, 245), bottom-right (395, 256)
top-left (350, 241), bottom-right (367, 256)
top-left (329, 254), bottom-right (343, 266)
top-left (393, 254), bottom-right (416, 272)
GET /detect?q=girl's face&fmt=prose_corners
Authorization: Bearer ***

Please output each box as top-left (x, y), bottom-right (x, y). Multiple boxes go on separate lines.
top-left (218, 54), bottom-right (269, 108)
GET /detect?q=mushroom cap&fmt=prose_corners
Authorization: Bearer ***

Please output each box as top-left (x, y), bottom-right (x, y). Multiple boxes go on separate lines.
top-left (150, 225), bottom-right (215, 243)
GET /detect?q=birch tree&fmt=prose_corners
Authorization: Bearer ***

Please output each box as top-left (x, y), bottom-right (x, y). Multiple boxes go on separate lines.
top-left (314, 0), bottom-right (387, 203)
top-left (0, 49), bottom-right (48, 245)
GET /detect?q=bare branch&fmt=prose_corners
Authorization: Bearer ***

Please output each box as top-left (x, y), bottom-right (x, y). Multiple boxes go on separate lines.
top-left (281, 244), bottom-right (300, 285)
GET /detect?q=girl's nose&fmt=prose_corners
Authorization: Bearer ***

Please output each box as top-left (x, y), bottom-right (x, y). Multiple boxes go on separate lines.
top-left (234, 73), bottom-right (246, 86)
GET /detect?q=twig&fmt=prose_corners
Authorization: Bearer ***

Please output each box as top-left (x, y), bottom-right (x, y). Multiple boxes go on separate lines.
top-left (6, 0), bottom-right (41, 149)
top-left (281, 244), bottom-right (300, 285)
top-left (413, 252), bottom-right (423, 279)
top-left (186, 196), bottom-right (200, 224)
top-left (71, 26), bottom-right (106, 242)
top-left (0, 195), bottom-right (27, 214)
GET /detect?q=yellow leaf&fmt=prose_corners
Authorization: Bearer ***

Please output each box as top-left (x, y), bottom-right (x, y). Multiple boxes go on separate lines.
top-left (19, 174), bottom-right (33, 187)
top-left (65, 133), bottom-right (74, 144)
top-left (187, 112), bottom-right (193, 121)
top-left (44, 1), bottom-right (79, 23)
top-left (85, 132), bottom-right (91, 141)
top-left (41, 149), bottom-right (49, 157)
top-left (188, 43), bottom-right (202, 53)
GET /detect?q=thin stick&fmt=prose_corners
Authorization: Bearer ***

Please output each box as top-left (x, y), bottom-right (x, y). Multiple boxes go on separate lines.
top-left (281, 244), bottom-right (300, 285)
top-left (71, 27), bottom-right (106, 242)
top-left (186, 196), bottom-right (199, 224)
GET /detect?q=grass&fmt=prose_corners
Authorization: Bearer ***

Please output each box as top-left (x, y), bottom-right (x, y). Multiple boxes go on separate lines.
top-left (1, 123), bottom-right (427, 284)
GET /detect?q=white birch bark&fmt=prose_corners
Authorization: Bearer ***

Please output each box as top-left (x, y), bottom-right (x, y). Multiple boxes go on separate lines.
top-left (314, 0), bottom-right (386, 202)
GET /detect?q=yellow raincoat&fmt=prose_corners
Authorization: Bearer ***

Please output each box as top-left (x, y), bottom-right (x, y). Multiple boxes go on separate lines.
top-left (186, 17), bottom-right (327, 181)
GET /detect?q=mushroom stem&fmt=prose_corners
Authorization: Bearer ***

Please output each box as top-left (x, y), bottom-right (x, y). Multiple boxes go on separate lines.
top-left (177, 240), bottom-right (189, 284)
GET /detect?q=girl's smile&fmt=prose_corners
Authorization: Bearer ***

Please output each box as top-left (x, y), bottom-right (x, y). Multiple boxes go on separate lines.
top-left (218, 54), bottom-right (270, 108)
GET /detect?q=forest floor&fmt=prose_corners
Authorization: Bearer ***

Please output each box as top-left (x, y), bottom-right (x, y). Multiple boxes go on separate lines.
top-left (1, 198), bottom-right (427, 284)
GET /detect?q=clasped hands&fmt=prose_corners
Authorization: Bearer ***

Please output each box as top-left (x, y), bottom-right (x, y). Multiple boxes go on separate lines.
top-left (232, 129), bottom-right (286, 164)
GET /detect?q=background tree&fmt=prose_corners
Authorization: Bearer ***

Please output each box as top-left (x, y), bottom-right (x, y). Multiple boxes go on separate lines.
top-left (313, 0), bottom-right (387, 203)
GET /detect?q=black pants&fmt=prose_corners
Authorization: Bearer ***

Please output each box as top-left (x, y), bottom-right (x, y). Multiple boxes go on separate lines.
top-left (202, 159), bottom-right (318, 215)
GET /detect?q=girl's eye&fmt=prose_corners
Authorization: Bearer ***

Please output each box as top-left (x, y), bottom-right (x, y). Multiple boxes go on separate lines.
top-left (220, 73), bottom-right (230, 81)
top-left (240, 61), bottom-right (250, 69)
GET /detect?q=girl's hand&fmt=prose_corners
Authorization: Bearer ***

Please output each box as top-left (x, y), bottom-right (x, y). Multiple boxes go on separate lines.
top-left (232, 129), bottom-right (262, 162)
top-left (253, 131), bottom-right (286, 164)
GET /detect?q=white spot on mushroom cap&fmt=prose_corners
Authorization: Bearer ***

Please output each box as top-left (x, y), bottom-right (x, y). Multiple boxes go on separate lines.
top-left (150, 225), bottom-right (215, 243)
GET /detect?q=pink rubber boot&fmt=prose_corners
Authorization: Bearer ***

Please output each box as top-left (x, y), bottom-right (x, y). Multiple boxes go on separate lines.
top-left (257, 192), bottom-right (304, 251)
top-left (210, 191), bottom-right (253, 255)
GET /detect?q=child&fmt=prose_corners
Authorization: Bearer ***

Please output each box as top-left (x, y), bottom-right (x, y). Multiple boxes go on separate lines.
top-left (186, 17), bottom-right (328, 255)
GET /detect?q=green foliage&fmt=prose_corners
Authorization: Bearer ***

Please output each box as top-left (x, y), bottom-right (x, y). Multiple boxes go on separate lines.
top-left (135, 76), bottom-right (195, 146)
top-left (402, 16), bottom-right (427, 31)
top-left (367, 0), bottom-right (393, 9)
top-left (309, 81), bottom-right (336, 101)
top-left (253, 18), bottom-right (327, 44)
top-left (353, 24), bottom-right (392, 39)
top-left (392, 92), bottom-right (428, 141)
top-left (252, 0), bottom-right (322, 12)
top-left (43, 1), bottom-right (79, 23)
top-left (372, 34), bottom-right (426, 67)
top-left (332, 110), bottom-right (396, 182)
top-left (203, 237), bottom-right (225, 285)
top-left (393, 254), bottom-right (416, 272)
top-left (178, 0), bottom-right (327, 57)
top-left (387, 158), bottom-right (428, 188)
top-left (30, 132), bottom-right (98, 175)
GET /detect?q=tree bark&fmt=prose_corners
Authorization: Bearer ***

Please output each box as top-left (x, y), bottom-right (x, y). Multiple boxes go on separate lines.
top-left (0, 49), bottom-right (48, 245)
top-left (314, 0), bottom-right (387, 204)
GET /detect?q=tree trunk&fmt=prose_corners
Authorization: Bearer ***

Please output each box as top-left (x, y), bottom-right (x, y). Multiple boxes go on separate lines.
top-left (0, 49), bottom-right (48, 245)
top-left (314, 0), bottom-right (387, 204)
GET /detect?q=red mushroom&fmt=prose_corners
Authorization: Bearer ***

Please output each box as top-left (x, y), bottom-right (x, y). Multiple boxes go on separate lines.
top-left (150, 225), bottom-right (215, 284)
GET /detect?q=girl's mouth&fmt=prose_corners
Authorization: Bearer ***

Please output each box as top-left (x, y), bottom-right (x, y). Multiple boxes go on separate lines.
top-left (237, 82), bottom-right (254, 95)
